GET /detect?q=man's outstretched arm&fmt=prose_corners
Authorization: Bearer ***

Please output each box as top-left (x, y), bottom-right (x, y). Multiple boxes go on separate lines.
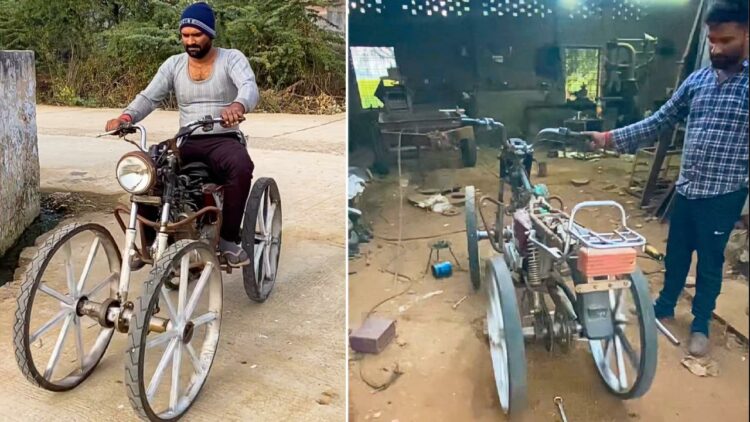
top-left (586, 72), bottom-right (694, 153)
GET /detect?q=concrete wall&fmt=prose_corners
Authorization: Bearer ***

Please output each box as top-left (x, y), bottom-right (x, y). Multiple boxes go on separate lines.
top-left (0, 51), bottom-right (40, 256)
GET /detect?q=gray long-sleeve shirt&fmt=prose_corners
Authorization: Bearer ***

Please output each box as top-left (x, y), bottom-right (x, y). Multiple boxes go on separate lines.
top-left (124, 47), bottom-right (259, 135)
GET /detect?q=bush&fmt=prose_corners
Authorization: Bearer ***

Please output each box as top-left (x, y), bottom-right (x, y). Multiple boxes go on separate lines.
top-left (0, 0), bottom-right (344, 114)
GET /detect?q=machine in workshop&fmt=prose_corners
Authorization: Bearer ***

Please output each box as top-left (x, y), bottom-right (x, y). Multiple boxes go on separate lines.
top-left (601, 33), bottom-right (659, 129)
top-left (370, 76), bottom-right (478, 173)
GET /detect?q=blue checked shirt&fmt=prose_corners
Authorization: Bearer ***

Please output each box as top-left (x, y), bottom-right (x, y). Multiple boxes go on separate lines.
top-left (612, 60), bottom-right (748, 199)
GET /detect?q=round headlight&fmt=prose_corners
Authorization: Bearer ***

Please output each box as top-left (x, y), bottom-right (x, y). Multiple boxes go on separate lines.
top-left (116, 152), bottom-right (155, 194)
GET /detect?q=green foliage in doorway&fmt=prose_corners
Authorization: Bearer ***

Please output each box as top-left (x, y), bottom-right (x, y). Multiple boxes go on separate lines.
top-left (0, 0), bottom-right (344, 113)
top-left (564, 47), bottom-right (600, 102)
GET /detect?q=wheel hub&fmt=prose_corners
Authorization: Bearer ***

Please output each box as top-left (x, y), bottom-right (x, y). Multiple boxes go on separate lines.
top-left (75, 295), bottom-right (89, 317)
top-left (182, 321), bottom-right (195, 343)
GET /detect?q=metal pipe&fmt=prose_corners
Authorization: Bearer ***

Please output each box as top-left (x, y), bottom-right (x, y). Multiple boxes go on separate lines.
top-left (135, 124), bottom-right (148, 150)
top-left (129, 202), bottom-right (138, 230)
top-left (114, 204), bottom-right (221, 231)
top-left (655, 318), bottom-right (681, 346)
top-left (616, 43), bottom-right (637, 80)
top-left (118, 229), bottom-right (136, 300)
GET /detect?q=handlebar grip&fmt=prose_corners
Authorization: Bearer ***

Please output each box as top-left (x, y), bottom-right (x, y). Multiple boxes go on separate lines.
top-left (117, 123), bottom-right (137, 135)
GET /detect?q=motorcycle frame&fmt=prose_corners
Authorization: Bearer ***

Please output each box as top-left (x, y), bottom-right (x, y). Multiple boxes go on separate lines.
top-left (111, 123), bottom-right (230, 303)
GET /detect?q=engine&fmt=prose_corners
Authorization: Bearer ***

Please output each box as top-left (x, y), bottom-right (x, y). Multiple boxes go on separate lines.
top-left (171, 164), bottom-right (223, 242)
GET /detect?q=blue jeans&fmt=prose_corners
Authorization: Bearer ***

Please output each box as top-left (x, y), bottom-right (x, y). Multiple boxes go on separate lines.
top-left (654, 189), bottom-right (747, 335)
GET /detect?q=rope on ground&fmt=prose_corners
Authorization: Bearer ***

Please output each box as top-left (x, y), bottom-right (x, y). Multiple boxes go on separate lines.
top-left (357, 132), bottom-right (410, 394)
top-left (379, 268), bottom-right (414, 281)
top-left (374, 229), bottom-right (467, 242)
top-left (359, 361), bottom-right (404, 392)
top-left (364, 131), bottom-right (413, 319)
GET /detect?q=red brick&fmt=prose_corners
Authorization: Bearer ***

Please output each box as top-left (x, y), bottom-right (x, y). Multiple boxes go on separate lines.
top-left (349, 317), bottom-right (396, 354)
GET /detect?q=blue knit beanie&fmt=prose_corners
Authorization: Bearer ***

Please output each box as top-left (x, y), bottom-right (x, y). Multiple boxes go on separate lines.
top-left (179, 2), bottom-right (216, 39)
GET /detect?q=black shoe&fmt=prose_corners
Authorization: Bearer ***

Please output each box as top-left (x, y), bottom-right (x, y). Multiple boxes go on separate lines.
top-left (222, 249), bottom-right (251, 268)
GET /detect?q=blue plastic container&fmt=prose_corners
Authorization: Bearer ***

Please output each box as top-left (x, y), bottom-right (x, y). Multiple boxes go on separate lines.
top-left (431, 261), bottom-right (453, 278)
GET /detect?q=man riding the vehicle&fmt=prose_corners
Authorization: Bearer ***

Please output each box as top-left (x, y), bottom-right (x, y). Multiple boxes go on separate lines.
top-left (105, 2), bottom-right (258, 268)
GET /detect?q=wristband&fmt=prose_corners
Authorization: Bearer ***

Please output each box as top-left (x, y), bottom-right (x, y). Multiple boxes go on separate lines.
top-left (604, 131), bottom-right (613, 147)
top-left (119, 114), bottom-right (133, 123)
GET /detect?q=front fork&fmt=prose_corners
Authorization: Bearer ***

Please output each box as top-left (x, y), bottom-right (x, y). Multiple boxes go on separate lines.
top-left (104, 194), bottom-right (172, 333)
top-left (116, 200), bottom-right (172, 301)
top-left (117, 202), bottom-right (139, 302)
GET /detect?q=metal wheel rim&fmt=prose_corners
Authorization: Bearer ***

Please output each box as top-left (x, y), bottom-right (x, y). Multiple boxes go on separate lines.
top-left (588, 276), bottom-right (649, 395)
top-left (254, 185), bottom-right (281, 293)
top-left (24, 227), bottom-right (120, 388)
top-left (487, 267), bottom-right (510, 411)
top-left (142, 246), bottom-right (222, 418)
top-left (465, 185), bottom-right (480, 289)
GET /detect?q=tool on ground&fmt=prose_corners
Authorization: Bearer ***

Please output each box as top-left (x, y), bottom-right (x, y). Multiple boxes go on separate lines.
top-left (641, 248), bottom-right (680, 346)
top-left (554, 396), bottom-right (569, 422)
top-left (424, 239), bottom-right (462, 276)
top-left (452, 295), bottom-right (468, 310)
top-left (644, 244), bottom-right (665, 261)
top-left (654, 317), bottom-right (681, 346)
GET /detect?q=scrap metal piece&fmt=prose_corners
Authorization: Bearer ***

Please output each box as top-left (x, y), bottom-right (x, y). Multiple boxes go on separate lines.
top-left (554, 396), bottom-right (569, 422)
top-left (654, 318), bottom-right (681, 346)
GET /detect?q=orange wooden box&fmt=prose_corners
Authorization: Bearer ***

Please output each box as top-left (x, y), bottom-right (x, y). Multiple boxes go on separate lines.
top-left (577, 247), bottom-right (637, 277)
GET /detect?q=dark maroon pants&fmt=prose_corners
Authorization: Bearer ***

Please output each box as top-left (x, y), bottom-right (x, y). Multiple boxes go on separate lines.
top-left (139, 134), bottom-right (253, 244)
top-left (181, 134), bottom-right (254, 242)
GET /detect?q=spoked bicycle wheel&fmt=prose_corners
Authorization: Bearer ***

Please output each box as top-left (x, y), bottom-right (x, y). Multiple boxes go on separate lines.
top-left (241, 177), bottom-right (282, 303)
top-left (125, 240), bottom-right (223, 421)
top-left (465, 186), bottom-right (481, 290)
top-left (13, 223), bottom-right (121, 391)
top-left (485, 257), bottom-right (527, 415)
top-left (588, 269), bottom-right (657, 399)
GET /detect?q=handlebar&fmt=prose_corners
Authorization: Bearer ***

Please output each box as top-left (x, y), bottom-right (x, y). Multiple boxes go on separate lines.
top-left (461, 117), bottom-right (505, 130)
top-left (534, 127), bottom-right (589, 146)
top-left (97, 123), bottom-right (148, 151)
top-left (96, 123), bottom-right (137, 138)
top-left (96, 115), bottom-right (245, 151)
top-left (175, 115), bottom-right (245, 147)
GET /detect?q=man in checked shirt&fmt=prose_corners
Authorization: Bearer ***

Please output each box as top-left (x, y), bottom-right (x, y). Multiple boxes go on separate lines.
top-left (586, 1), bottom-right (748, 356)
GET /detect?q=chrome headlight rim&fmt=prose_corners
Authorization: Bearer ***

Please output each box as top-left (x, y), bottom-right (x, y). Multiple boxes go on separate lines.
top-left (115, 151), bottom-right (156, 195)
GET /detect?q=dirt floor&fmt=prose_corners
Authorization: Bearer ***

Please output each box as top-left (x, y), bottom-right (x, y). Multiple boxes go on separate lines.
top-left (0, 106), bottom-right (346, 421)
top-left (348, 147), bottom-right (749, 422)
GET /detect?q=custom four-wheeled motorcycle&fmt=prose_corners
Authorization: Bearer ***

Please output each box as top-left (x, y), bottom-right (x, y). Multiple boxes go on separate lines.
top-left (462, 119), bottom-right (657, 416)
top-left (13, 117), bottom-right (281, 421)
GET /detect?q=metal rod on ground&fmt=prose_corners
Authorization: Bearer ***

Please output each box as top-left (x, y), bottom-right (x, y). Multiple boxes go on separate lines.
top-left (452, 295), bottom-right (468, 310)
top-left (655, 318), bottom-right (681, 346)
